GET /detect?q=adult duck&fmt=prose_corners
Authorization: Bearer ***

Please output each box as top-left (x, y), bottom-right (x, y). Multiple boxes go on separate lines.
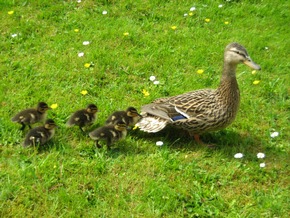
top-left (136, 43), bottom-right (261, 145)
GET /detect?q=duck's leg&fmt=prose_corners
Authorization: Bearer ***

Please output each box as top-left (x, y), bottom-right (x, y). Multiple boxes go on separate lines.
top-left (190, 132), bottom-right (215, 148)
top-left (193, 134), bottom-right (204, 144)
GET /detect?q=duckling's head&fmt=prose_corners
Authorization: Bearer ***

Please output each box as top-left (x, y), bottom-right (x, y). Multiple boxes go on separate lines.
top-left (86, 104), bottom-right (98, 114)
top-left (37, 102), bottom-right (51, 113)
top-left (126, 107), bottom-right (142, 118)
top-left (115, 121), bottom-right (127, 131)
top-left (44, 119), bottom-right (57, 130)
top-left (224, 43), bottom-right (261, 70)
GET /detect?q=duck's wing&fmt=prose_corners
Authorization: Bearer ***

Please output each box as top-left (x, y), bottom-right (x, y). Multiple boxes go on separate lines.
top-left (137, 89), bottom-right (216, 133)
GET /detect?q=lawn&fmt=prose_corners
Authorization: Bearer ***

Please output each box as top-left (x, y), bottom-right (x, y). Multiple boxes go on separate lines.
top-left (0, 0), bottom-right (289, 217)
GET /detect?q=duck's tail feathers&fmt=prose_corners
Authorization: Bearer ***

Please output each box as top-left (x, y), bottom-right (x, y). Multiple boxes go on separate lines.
top-left (135, 116), bottom-right (168, 133)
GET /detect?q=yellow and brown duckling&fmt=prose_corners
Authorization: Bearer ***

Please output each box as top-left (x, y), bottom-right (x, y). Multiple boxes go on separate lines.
top-left (11, 102), bottom-right (51, 130)
top-left (23, 119), bottom-right (57, 147)
top-left (89, 121), bottom-right (127, 149)
top-left (105, 107), bottom-right (142, 127)
top-left (66, 104), bottom-right (98, 132)
top-left (136, 43), bottom-right (261, 145)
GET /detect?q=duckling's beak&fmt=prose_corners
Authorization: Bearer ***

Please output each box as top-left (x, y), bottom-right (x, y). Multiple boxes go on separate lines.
top-left (243, 57), bottom-right (261, 70)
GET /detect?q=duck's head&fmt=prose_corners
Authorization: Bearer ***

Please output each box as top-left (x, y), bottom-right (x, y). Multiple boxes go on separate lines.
top-left (37, 102), bottom-right (51, 113)
top-left (86, 104), bottom-right (98, 114)
top-left (115, 121), bottom-right (127, 131)
top-left (44, 119), bottom-right (58, 130)
top-left (126, 107), bottom-right (142, 118)
top-left (224, 43), bottom-right (261, 70)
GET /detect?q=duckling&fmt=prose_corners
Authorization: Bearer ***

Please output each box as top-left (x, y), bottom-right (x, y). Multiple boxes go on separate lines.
top-left (66, 104), bottom-right (98, 132)
top-left (89, 121), bottom-right (127, 149)
top-left (105, 107), bottom-right (142, 127)
top-left (11, 102), bottom-right (51, 130)
top-left (136, 43), bottom-right (261, 145)
top-left (23, 119), bottom-right (57, 147)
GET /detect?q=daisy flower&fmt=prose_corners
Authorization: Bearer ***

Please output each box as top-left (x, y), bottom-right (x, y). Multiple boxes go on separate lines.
top-left (234, 153), bottom-right (243, 159)
top-left (149, 76), bottom-right (156, 81)
top-left (270, 131), bottom-right (279, 138)
top-left (260, 163), bottom-right (266, 168)
top-left (102, 10), bottom-right (108, 15)
top-left (257, 153), bottom-right (265, 159)
top-left (78, 52), bottom-right (84, 57)
top-left (11, 34), bottom-right (18, 38)
top-left (83, 41), bottom-right (90, 45)
top-left (153, 81), bottom-right (160, 85)
top-left (156, 141), bottom-right (164, 146)
top-left (190, 7), bottom-right (196, 11)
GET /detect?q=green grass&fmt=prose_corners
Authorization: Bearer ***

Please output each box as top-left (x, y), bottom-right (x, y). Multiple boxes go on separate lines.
top-left (1, 0), bottom-right (289, 217)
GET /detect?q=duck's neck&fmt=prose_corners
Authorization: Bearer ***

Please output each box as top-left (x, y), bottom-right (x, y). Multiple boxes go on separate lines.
top-left (217, 63), bottom-right (240, 105)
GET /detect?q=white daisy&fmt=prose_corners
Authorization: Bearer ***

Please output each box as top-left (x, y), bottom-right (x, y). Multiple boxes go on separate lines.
top-left (190, 7), bottom-right (196, 11)
top-left (270, 131), bottom-right (279, 138)
top-left (11, 33), bottom-right (18, 38)
top-left (156, 141), bottom-right (164, 146)
top-left (149, 76), bottom-right (156, 81)
top-left (153, 81), bottom-right (160, 85)
top-left (78, 52), bottom-right (84, 57)
top-left (257, 153), bottom-right (265, 159)
top-left (83, 41), bottom-right (90, 45)
top-left (234, 153), bottom-right (243, 159)
top-left (102, 10), bottom-right (108, 15)
top-left (260, 163), bottom-right (266, 168)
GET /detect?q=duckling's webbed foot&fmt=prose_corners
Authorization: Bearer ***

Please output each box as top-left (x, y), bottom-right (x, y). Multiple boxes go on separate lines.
top-left (79, 126), bottom-right (85, 133)
top-left (20, 123), bottom-right (26, 131)
top-left (95, 141), bottom-right (102, 148)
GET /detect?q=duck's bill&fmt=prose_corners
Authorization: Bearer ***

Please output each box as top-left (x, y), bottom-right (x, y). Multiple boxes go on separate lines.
top-left (243, 59), bottom-right (261, 70)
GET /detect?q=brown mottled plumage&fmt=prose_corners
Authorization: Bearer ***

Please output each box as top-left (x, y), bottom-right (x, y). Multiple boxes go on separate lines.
top-left (105, 107), bottom-right (142, 126)
top-left (89, 121), bottom-right (127, 149)
top-left (136, 43), bottom-right (261, 144)
top-left (66, 104), bottom-right (98, 132)
top-left (11, 102), bottom-right (51, 130)
top-left (23, 119), bottom-right (57, 147)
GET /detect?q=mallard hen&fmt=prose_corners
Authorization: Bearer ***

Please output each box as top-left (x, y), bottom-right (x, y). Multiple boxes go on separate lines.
top-left (11, 102), bottom-right (51, 130)
top-left (23, 119), bottom-right (57, 147)
top-left (136, 43), bottom-right (261, 144)
top-left (66, 104), bottom-right (98, 132)
top-left (89, 121), bottom-right (127, 149)
top-left (105, 107), bottom-right (142, 127)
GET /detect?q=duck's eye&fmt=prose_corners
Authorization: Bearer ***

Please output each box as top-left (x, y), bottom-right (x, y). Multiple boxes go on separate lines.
top-left (235, 51), bottom-right (246, 58)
